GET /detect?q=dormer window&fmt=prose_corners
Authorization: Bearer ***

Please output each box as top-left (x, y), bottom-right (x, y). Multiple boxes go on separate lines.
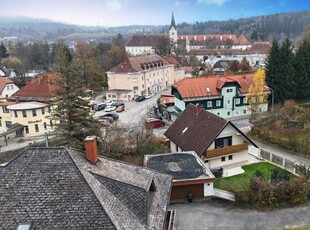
top-left (206, 87), bottom-right (210, 93)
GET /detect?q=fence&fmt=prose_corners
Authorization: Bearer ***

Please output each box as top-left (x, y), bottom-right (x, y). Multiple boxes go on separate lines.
top-left (260, 149), bottom-right (309, 176)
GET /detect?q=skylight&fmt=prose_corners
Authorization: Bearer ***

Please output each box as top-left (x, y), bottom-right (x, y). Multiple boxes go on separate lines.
top-left (182, 127), bottom-right (188, 134)
top-left (206, 87), bottom-right (211, 93)
top-left (17, 223), bottom-right (32, 230)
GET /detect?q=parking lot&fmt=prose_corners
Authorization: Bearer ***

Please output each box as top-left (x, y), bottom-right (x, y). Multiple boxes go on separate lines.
top-left (93, 90), bottom-right (170, 129)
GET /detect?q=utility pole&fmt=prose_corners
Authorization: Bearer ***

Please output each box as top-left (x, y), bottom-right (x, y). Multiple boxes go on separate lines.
top-left (45, 132), bottom-right (49, 147)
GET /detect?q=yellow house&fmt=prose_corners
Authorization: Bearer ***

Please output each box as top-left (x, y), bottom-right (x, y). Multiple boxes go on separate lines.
top-left (6, 102), bottom-right (53, 136)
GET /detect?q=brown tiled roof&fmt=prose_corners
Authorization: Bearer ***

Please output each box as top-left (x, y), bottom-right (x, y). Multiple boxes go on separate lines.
top-left (249, 41), bottom-right (271, 54)
top-left (126, 34), bottom-right (169, 47)
top-left (164, 104), bottom-right (258, 157)
top-left (162, 56), bottom-right (182, 68)
top-left (0, 77), bottom-right (14, 93)
top-left (109, 55), bottom-right (170, 73)
top-left (188, 49), bottom-right (247, 56)
top-left (160, 95), bottom-right (174, 104)
top-left (173, 73), bottom-right (269, 99)
top-left (12, 73), bottom-right (61, 101)
top-left (164, 104), bottom-right (228, 156)
top-left (0, 99), bottom-right (16, 106)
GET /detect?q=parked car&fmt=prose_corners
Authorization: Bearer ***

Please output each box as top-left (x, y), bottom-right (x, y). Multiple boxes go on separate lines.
top-left (105, 100), bottom-right (114, 106)
top-left (145, 94), bottom-right (154, 99)
top-left (94, 103), bottom-right (106, 111)
top-left (114, 102), bottom-right (125, 107)
top-left (116, 105), bottom-right (125, 113)
top-left (105, 105), bottom-right (116, 112)
top-left (135, 96), bottom-right (146, 102)
top-left (145, 118), bottom-right (165, 129)
top-left (102, 112), bottom-right (119, 121)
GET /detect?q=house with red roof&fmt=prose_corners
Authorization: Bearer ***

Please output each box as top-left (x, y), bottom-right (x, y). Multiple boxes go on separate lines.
top-left (106, 54), bottom-right (176, 101)
top-left (172, 73), bottom-right (270, 119)
top-left (0, 77), bottom-right (19, 98)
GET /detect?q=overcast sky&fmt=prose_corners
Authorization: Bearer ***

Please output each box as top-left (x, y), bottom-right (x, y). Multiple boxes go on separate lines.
top-left (0, 0), bottom-right (309, 26)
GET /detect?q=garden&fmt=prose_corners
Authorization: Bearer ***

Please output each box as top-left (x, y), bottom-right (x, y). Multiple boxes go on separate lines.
top-left (214, 162), bottom-right (310, 208)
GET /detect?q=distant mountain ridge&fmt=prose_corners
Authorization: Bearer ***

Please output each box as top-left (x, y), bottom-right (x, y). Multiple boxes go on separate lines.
top-left (0, 10), bottom-right (309, 43)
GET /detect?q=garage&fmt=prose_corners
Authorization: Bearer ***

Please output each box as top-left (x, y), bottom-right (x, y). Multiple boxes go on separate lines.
top-left (144, 152), bottom-right (215, 201)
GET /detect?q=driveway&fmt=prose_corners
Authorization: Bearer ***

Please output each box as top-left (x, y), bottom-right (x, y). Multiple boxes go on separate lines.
top-left (169, 200), bottom-right (310, 230)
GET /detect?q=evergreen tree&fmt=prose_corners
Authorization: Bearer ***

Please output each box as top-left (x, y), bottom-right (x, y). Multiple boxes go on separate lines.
top-left (240, 57), bottom-right (251, 72)
top-left (51, 45), bottom-right (100, 149)
top-left (0, 42), bottom-right (8, 59)
top-left (266, 39), bottom-right (289, 103)
top-left (293, 38), bottom-right (310, 100)
top-left (280, 38), bottom-right (295, 100)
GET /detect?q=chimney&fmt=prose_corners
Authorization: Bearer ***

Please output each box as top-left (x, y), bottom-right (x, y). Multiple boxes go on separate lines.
top-left (224, 70), bottom-right (228, 76)
top-left (15, 96), bottom-right (20, 104)
top-left (196, 103), bottom-right (203, 115)
top-left (84, 136), bottom-right (98, 164)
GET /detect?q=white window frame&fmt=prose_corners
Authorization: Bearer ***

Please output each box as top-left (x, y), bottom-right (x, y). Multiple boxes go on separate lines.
top-left (235, 98), bottom-right (240, 104)
top-left (216, 100), bottom-right (221, 106)
top-left (207, 101), bottom-right (212, 108)
top-left (243, 97), bottom-right (247, 104)
top-left (227, 99), bottom-right (231, 105)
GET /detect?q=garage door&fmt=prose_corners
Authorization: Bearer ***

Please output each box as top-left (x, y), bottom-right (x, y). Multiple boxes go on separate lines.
top-left (170, 184), bottom-right (204, 200)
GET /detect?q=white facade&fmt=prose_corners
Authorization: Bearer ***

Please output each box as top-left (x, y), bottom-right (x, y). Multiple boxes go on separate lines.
top-left (0, 83), bottom-right (19, 98)
top-left (125, 46), bottom-right (155, 56)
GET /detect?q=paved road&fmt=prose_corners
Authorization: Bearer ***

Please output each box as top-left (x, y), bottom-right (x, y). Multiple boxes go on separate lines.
top-left (170, 200), bottom-right (310, 230)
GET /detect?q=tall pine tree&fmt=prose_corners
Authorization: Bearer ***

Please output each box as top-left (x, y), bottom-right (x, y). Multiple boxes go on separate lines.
top-left (293, 38), bottom-right (310, 100)
top-left (266, 39), bottom-right (295, 103)
top-left (51, 45), bottom-right (100, 149)
top-left (0, 42), bottom-right (8, 59)
top-left (266, 40), bottom-right (281, 102)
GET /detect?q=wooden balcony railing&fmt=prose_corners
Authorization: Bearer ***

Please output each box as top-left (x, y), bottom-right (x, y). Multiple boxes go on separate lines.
top-left (204, 143), bottom-right (248, 159)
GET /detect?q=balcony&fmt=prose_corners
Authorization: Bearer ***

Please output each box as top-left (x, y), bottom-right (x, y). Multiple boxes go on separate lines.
top-left (204, 143), bottom-right (248, 159)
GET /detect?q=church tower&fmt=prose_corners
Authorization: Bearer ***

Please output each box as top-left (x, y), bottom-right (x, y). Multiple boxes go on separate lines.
top-left (169, 12), bottom-right (178, 43)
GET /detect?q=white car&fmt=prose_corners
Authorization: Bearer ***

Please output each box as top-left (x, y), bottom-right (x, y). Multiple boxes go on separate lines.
top-left (105, 100), bottom-right (114, 106)
top-left (105, 105), bottom-right (116, 112)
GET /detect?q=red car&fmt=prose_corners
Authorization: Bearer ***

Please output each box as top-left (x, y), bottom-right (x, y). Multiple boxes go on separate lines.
top-left (116, 105), bottom-right (125, 113)
top-left (145, 118), bottom-right (165, 129)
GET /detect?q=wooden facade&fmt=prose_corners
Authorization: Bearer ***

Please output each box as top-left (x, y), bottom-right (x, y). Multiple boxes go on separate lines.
top-left (204, 143), bottom-right (248, 159)
top-left (170, 184), bottom-right (204, 200)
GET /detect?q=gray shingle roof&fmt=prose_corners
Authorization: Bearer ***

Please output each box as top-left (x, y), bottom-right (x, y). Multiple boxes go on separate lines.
top-left (0, 147), bottom-right (172, 230)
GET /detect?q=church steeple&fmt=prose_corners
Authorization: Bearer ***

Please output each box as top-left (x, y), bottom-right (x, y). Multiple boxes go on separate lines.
top-left (169, 11), bottom-right (177, 43)
top-left (170, 11), bottom-right (176, 29)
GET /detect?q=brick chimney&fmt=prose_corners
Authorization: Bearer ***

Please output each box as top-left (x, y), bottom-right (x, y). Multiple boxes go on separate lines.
top-left (84, 136), bottom-right (98, 164)
top-left (15, 96), bottom-right (20, 104)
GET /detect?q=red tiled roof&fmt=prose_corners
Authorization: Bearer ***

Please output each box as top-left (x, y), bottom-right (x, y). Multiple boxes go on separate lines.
top-left (12, 73), bottom-right (61, 100)
top-left (160, 95), bottom-right (174, 105)
top-left (162, 56), bottom-right (181, 68)
top-left (0, 77), bottom-right (14, 93)
top-left (164, 104), bottom-right (228, 156)
top-left (177, 34), bottom-right (250, 46)
top-left (173, 73), bottom-right (269, 99)
top-left (109, 55), bottom-right (170, 73)
top-left (126, 34), bottom-right (169, 47)
top-left (249, 42), bottom-right (271, 54)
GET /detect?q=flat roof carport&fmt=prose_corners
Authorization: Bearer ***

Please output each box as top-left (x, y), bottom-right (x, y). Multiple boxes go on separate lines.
top-left (0, 123), bottom-right (24, 146)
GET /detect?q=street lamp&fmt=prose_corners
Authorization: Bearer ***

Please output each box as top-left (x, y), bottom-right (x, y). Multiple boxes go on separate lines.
top-left (265, 86), bottom-right (274, 113)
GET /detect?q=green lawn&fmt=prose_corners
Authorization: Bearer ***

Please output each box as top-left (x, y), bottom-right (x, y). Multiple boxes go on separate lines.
top-left (214, 162), bottom-right (293, 191)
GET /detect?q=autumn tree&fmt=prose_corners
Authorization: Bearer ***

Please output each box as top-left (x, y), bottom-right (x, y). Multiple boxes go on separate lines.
top-left (51, 45), bottom-right (100, 149)
top-left (73, 42), bottom-right (105, 89)
top-left (103, 45), bottom-right (126, 71)
top-left (229, 60), bottom-right (240, 73)
top-left (247, 68), bottom-right (267, 118)
top-left (240, 57), bottom-right (251, 72)
top-left (154, 37), bottom-right (171, 56)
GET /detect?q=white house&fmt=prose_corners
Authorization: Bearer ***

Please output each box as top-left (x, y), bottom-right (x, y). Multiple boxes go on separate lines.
top-left (164, 104), bottom-right (260, 176)
top-left (0, 77), bottom-right (19, 98)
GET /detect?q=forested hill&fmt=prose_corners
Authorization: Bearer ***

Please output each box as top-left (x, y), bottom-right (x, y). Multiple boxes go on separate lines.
top-left (176, 10), bottom-right (310, 42)
top-left (0, 10), bottom-right (309, 43)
